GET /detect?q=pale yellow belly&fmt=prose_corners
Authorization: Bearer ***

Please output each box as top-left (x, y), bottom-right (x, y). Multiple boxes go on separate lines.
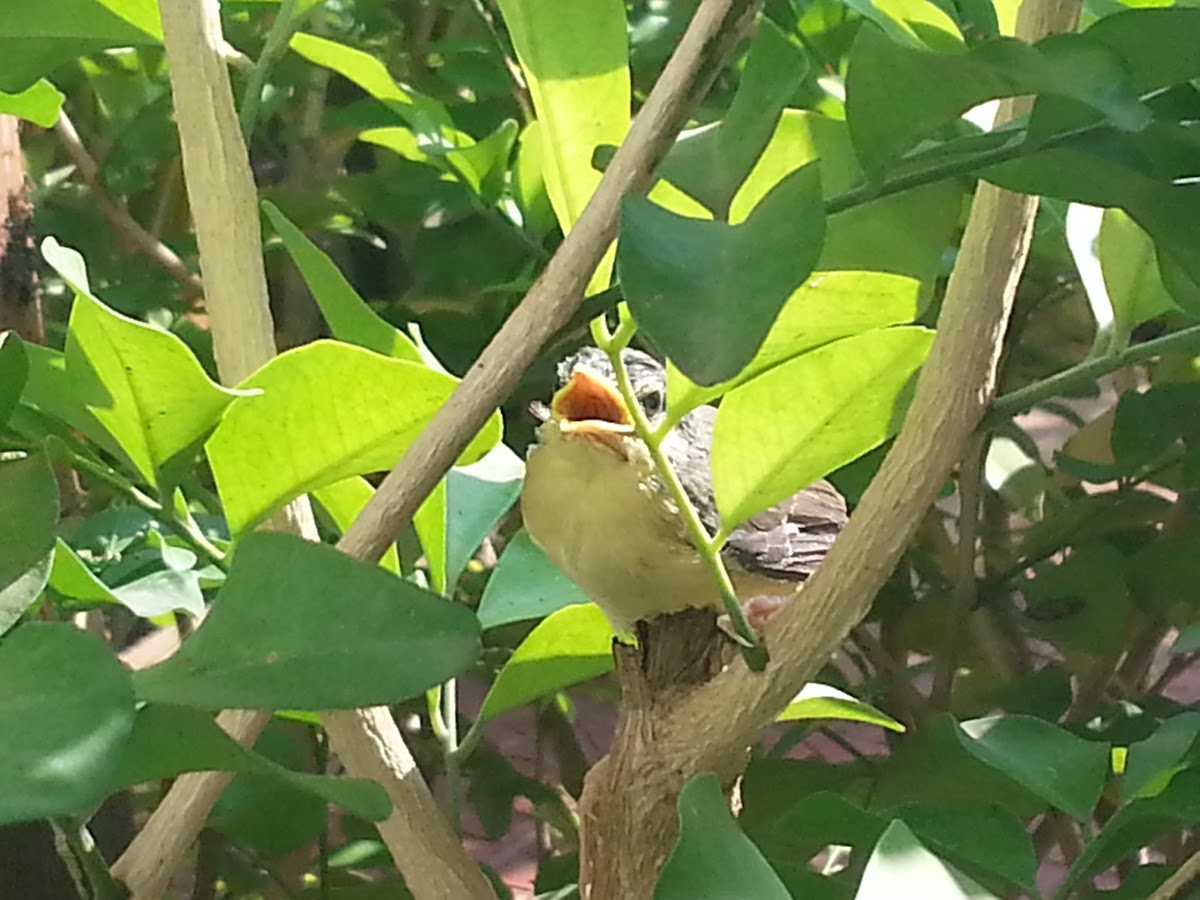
top-left (522, 434), bottom-right (719, 632)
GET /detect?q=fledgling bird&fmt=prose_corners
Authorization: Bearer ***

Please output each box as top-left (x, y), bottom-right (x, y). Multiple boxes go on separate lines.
top-left (521, 348), bottom-right (847, 633)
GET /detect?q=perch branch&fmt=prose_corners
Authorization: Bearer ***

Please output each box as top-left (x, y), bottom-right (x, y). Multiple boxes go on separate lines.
top-left (575, 2), bottom-right (1085, 894)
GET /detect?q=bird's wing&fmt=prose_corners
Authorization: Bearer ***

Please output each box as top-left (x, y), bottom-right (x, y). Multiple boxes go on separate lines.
top-left (667, 405), bottom-right (848, 581)
top-left (723, 479), bottom-right (847, 581)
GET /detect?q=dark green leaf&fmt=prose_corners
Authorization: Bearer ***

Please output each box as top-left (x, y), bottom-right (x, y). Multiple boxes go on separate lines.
top-left (0, 330), bottom-right (27, 429)
top-left (656, 20), bottom-right (809, 217)
top-left (846, 11), bottom-right (1186, 171)
top-left (1059, 769), bottom-right (1200, 895)
top-left (959, 714), bottom-right (1109, 821)
top-left (109, 705), bottom-right (390, 823)
top-left (1021, 543), bottom-right (1131, 656)
top-left (132, 532), bottom-right (481, 710)
top-left (1121, 712), bottom-right (1200, 801)
top-left (0, 453), bottom-right (58, 635)
top-left (621, 162), bottom-right (825, 386)
top-left (0, 623), bottom-right (135, 825)
top-left (656, 773), bottom-right (790, 900)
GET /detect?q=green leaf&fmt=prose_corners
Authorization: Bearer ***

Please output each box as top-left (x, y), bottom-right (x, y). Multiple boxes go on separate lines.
top-left (667, 270), bottom-right (923, 417)
top-left (888, 804), bottom-right (1037, 896)
top-left (0, 453), bottom-right (59, 635)
top-left (0, 330), bottom-right (28, 432)
top-left (0, 79), bottom-right (63, 127)
top-left (1058, 769), bottom-right (1200, 896)
top-left (1121, 712), bottom-right (1200, 801)
top-left (475, 530), bottom-right (590, 631)
top-left (132, 532), bottom-right (481, 710)
top-left (311, 478), bottom-right (401, 575)
top-left (1021, 543), bottom-right (1131, 656)
top-left (621, 163), bottom-right (826, 386)
top-left (205, 339), bottom-right (501, 537)
top-left (107, 705), bottom-right (390, 822)
top-left (959, 715), bottom-right (1109, 821)
top-left (288, 32), bottom-right (470, 151)
top-left (442, 118), bottom-right (521, 201)
top-left (0, 623), bottom-right (135, 825)
top-left (846, 16), bottom-right (1163, 172)
top-left (1099, 208), bottom-right (1179, 340)
top-left (712, 326), bottom-right (933, 528)
top-left (656, 20), bottom-right (809, 217)
top-left (112, 567), bottom-right (204, 619)
top-left (494, 0), bottom-right (629, 239)
top-left (844, 0), bottom-right (965, 51)
top-left (857, 820), bottom-right (994, 899)
top-left (987, 125), bottom-right (1200, 294)
top-left (477, 603), bottom-right (611, 723)
top-left (741, 781), bottom-right (1036, 896)
top-left (20, 343), bottom-right (127, 463)
top-left (0, 0), bottom-right (161, 93)
top-left (445, 444), bottom-right (524, 592)
top-left (45, 238), bottom-right (245, 486)
top-left (778, 683), bottom-right (905, 732)
top-left (656, 773), bottom-right (790, 900)
top-left (262, 201), bottom-right (421, 363)
top-left (47, 537), bottom-right (123, 606)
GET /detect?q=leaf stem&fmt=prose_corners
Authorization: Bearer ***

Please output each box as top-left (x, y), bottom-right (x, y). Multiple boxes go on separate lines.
top-left (44, 439), bottom-right (229, 569)
top-left (240, 0), bottom-right (303, 140)
top-left (987, 322), bottom-right (1200, 423)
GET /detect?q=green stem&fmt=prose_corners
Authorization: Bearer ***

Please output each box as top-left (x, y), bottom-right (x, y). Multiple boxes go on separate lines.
top-left (48, 439), bottom-right (229, 570)
top-left (240, 0), bottom-right (302, 140)
top-left (442, 677), bottom-right (462, 833)
top-left (596, 335), bottom-right (766, 662)
top-left (449, 714), bottom-right (486, 765)
top-left (50, 817), bottom-right (125, 900)
top-left (987, 323), bottom-right (1200, 424)
top-left (824, 115), bottom-right (1107, 217)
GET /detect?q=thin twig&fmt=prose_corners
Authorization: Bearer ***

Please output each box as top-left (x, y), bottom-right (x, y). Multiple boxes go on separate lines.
top-left (1149, 847), bottom-right (1200, 900)
top-left (932, 433), bottom-right (985, 708)
top-left (53, 111), bottom-right (203, 296)
top-left (239, 0), bottom-right (303, 139)
top-left (989, 322), bottom-right (1200, 422)
top-left (850, 625), bottom-right (930, 727)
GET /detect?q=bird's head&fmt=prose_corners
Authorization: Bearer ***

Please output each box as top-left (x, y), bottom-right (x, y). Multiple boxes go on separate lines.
top-left (536, 348), bottom-right (667, 452)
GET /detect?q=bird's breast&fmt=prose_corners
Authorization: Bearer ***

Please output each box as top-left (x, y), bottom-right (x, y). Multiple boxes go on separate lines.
top-left (521, 429), bottom-right (718, 631)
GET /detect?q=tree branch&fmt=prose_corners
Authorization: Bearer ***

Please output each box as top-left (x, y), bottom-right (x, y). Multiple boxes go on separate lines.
top-left (54, 110), bottom-right (203, 297)
top-left (336, 0), bottom-right (758, 564)
top-left (110, 1), bottom-right (323, 896)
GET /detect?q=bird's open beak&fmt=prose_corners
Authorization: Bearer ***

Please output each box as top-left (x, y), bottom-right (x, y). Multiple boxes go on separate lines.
top-left (550, 369), bottom-right (636, 446)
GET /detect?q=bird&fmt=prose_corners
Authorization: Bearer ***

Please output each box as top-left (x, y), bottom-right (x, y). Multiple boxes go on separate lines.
top-left (521, 347), bottom-right (848, 634)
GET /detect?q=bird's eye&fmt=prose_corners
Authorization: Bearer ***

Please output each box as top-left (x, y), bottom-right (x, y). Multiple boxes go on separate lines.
top-left (638, 387), bottom-right (666, 419)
